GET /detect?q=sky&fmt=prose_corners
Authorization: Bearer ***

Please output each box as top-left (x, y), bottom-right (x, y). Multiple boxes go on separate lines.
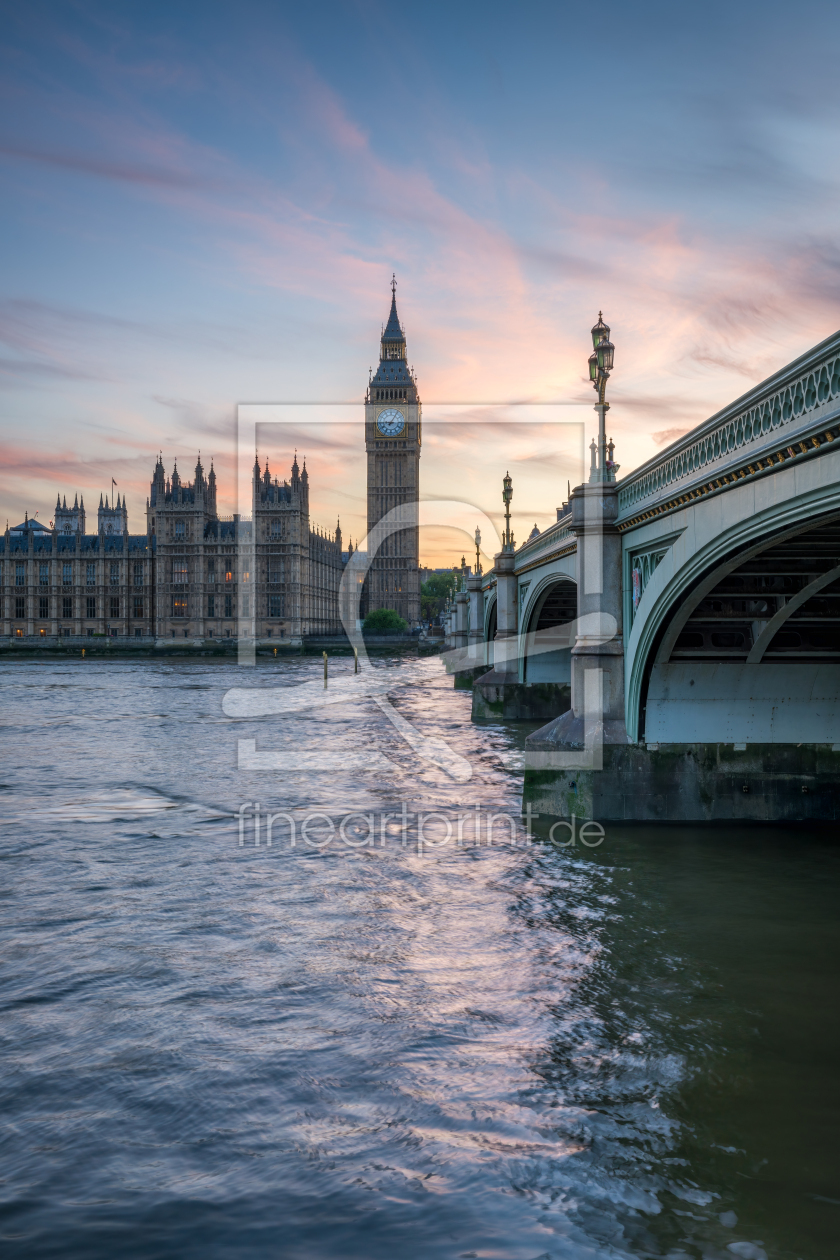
top-left (2, 0), bottom-right (840, 562)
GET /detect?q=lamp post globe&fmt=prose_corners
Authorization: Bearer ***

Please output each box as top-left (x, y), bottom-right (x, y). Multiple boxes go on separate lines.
top-left (587, 313), bottom-right (617, 484)
top-left (596, 337), bottom-right (615, 374)
top-left (591, 312), bottom-right (610, 348)
top-left (501, 472), bottom-right (514, 551)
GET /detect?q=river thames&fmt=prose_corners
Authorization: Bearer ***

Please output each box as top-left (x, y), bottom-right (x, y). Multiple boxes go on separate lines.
top-left (1, 656), bottom-right (837, 1259)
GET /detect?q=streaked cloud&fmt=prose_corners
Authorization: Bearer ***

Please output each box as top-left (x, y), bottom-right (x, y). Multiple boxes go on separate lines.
top-left (1, 2), bottom-right (839, 563)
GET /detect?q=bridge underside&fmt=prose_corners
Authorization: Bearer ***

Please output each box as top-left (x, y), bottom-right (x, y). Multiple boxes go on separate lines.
top-left (644, 514), bottom-right (840, 744)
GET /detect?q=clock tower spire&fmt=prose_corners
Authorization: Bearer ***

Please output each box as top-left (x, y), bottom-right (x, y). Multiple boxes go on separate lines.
top-left (364, 275), bottom-right (421, 627)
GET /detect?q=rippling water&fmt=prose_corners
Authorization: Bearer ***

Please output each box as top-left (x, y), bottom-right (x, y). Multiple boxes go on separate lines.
top-left (1, 656), bottom-right (837, 1260)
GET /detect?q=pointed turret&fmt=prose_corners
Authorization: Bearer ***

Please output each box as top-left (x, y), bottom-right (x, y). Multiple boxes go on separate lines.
top-left (380, 273), bottom-right (406, 362)
top-left (150, 453), bottom-right (165, 509)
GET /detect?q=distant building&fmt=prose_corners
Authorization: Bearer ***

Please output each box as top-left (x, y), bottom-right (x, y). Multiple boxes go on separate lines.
top-left (3, 282), bottom-right (424, 640)
top-left (1, 456), bottom-right (346, 642)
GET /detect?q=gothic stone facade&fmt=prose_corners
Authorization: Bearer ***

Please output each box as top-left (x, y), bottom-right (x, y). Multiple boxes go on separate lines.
top-left (3, 284), bottom-right (423, 640)
top-left (1, 456), bottom-right (345, 642)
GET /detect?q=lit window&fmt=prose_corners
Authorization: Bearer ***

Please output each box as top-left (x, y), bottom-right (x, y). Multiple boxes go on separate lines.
top-left (172, 559), bottom-right (188, 584)
top-left (172, 595), bottom-right (188, 618)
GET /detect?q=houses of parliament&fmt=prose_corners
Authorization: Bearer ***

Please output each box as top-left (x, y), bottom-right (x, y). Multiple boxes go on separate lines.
top-left (0, 286), bottom-right (421, 641)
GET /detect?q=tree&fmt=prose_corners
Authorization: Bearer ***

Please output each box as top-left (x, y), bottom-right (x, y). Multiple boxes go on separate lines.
top-left (362, 607), bottom-right (408, 634)
top-left (420, 570), bottom-right (460, 623)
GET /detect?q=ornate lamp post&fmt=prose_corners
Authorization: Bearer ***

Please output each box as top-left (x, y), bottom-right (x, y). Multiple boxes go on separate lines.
top-left (588, 313), bottom-right (616, 483)
top-left (502, 472), bottom-right (514, 551)
top-left (474, 526), bottom-right (482, 575)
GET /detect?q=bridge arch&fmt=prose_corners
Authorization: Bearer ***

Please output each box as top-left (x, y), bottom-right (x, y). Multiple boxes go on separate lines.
top-left (520, 575), bottom-right (577, 683)
top-left (483, 591), bottom-right (497, 666)
top-left (626, 482), bottom-right (840, 742)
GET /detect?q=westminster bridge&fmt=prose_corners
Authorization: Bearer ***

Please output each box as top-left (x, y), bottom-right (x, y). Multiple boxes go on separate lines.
top-left (448, 329), bottom-right (840, 821)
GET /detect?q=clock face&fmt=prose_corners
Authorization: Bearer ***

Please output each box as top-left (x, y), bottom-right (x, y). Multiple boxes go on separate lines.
top-left (377, 408), bottom-right (405, 437)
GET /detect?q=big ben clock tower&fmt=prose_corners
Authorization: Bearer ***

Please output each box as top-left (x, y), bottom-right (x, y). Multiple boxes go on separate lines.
top-left (364, 276), bottom-right (421, 627)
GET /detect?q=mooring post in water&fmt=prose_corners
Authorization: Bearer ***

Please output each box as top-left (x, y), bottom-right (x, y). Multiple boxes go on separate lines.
top-left (323, 651), bottom-right (328, 688)
top-left (354, 647), bottom-right (359, 674)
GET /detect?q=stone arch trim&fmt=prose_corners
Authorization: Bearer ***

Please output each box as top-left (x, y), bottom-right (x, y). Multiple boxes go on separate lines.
top-left (483, 590), bottom-right (497, 642)
top-left (625, 485), bottom-right (840, 740)
top-left (520, 572), bottom-right (577, 637)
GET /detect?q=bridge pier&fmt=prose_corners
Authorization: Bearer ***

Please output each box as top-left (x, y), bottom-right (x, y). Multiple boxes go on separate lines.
top-left (524, 481), bottom-right (630, 746)
top-left (454, 588), bottom-right (468, 650)
top-left (467, 572), bottom-right (484, 653)
top-left (523, 742), bottom-right (840, 822)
